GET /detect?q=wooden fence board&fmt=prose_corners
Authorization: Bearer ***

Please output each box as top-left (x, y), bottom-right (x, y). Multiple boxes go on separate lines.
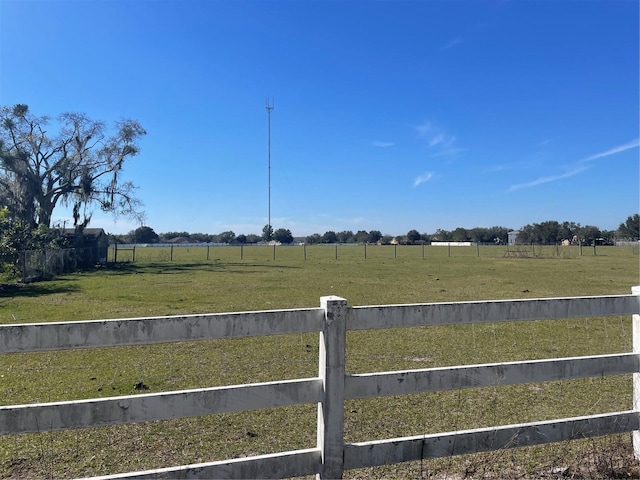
top-left (90, 448), bottom-right (322, 480)
top-left (344, 411), bottom-right (640, 469)
top-left (0, 308), bottom-right (324, 353)
top-left (349, 294), bottom-right (640, 330)
top-left (0, 378), bottom-right (323, 435)
top-left (345, 353), bottom-right (640, 399)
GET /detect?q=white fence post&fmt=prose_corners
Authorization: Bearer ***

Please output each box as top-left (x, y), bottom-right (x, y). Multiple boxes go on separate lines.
top-left (318, 296), bottom-right (348, 480)
top-left (633, 285), bottom-right (640, 460)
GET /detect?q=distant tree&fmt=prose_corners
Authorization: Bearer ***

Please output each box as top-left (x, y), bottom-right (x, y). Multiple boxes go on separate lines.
top-left (518, 221), bottom-right (563, 244)
top-left (432, 229), bottom-right (451, 241)
top-left (618, 214), bottom-right (639, 241)
top-left (600, 230), bottom-right (616, 244)
top-left (487, 226), bottom-right (509, 244)
top-left (246, 234), bottom-right (261, 244)
top-left (129, 226), bottom-right (158, 244)
top-left (379, 235), bottom-right (393, 245)
top-left (516, 224), bottom-right (534, 244)
top-left (322, 231), bottom-right (337, 243)
top-left (354, 230), bottom-right (369, 243)
top-left (420, 233), bottom-right (431, 243)
top-left (161, 231), bottom-right (191, 241)
top-left (236, 234), bottom-right (247, 244)
top-left (219, 231), bottom-right (236, 244)
top-left (106, 232), bottom-right (121, 244)
top-left (305, 233), bottom-right (322, 244)
top-left (0, 104), bottom-right (146, 230)
top-left (578, 225), bottom-right (601, 245)
top-left (406, 229), bottom-right (421, 244)
top-left (559, 221), bottom-right (580, 242)
top-left (336, 230), bottom-right (354, 243)
top-left (273, 228), bottom-right (293, 244)
top-left (396, 235), bottom-right (411, 245)
top-left (189, 233), bottom-right (214, 243)
top-left (468, 228), bottom-right (483, 243)
top-left (368, 230), bottom-right (382, 244)
top-left (262, 224), bottom-right (273, 242)
top-left (451, 227), bottom-right (469, 242)
top-left (468, 226), bottom-right (509, 244)
top-left (538, 221), bottom-right (562, 244)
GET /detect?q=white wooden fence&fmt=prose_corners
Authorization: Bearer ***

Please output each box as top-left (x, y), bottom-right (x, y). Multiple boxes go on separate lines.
top-left (1, 287), bottom-right (640, 479)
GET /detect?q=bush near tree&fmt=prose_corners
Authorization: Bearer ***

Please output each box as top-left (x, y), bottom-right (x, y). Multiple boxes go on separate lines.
top-left (0, 211), bottom-right (69, 277)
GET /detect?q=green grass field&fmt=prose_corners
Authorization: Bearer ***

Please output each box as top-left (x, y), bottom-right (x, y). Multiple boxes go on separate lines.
top-left (1, 245), bottom-right (639, 478)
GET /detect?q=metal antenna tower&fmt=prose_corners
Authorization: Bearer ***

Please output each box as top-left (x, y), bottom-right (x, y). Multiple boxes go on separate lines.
top-left (266, 97), bottom-right (274, 237)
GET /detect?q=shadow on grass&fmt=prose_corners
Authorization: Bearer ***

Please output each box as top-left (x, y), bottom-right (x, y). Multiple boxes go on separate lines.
top-left (104, 261), bottom-right (302, 275)
top-left (0, 282), bottom-right (80, 299)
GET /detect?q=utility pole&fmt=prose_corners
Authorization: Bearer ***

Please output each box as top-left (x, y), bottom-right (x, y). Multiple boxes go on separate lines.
top-left (266, 98), bottom-right (274, 238)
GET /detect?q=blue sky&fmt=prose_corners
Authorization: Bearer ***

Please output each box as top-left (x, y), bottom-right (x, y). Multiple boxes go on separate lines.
top-left (1, 0), bottom-right (638, 236)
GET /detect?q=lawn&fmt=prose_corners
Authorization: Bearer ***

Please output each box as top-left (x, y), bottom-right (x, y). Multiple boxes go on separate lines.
top-left (0, 245), bottom-right (638, 478)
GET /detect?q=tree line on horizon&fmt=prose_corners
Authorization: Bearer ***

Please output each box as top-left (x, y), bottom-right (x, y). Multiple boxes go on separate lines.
top-left (115, 215), bottom-right (639, 246)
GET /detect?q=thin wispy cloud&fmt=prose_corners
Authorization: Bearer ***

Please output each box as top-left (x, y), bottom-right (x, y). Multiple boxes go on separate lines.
top-left (412, 122), bottom-right (463, 185)
top-left (507, 139), bottom-right (639, 193)
top-left (581, 139), bottom-right (639, 162)
top-left (372, 141), bottom-right (394, 148)
top-left (487, 158), bottom-right (539, 174)
top-left (414, 172), bottom-right (434, 187)
top-left (441, 37), bottom-right (462, 50)
top-left (429, 133), bottom-right (446, 147)
top-left (508, 166), bottom-right (589, 192)
top-left (416, 122), bottom-right (455, 148)
top-left (415, 122), bottom-right (433, 138)
top-left (440, 23), bottom-right (488, 51)
top-left (416, 121), bottom-right (462, 156)
top-left (426, 147), bottom-right (467, 159)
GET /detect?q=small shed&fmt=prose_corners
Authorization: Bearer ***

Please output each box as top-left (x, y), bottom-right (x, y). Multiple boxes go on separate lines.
top-left (508, 230), bottom-right (520, 245)
top-left (61, 228), bottom-right (109, 265)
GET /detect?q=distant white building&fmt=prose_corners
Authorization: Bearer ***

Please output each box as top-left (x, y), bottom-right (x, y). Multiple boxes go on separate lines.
top-left (431, 242), bottom-right (472, 247)
top-left (508, 230), bottom-right (520, 245)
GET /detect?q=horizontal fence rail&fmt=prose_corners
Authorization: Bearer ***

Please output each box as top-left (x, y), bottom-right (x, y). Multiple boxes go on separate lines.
top-left (4, 295), bottom-right (636, 353)
top-left (1, 288), bottom-right (639, 479)
top-left (345, 353), bottom-right (640, 399)
top-left (91, 449), bottom-right (323, 480)
top-left (0, 307), bottom-right (325, 353)
top-left (343, 411), bottom-right (640, 470)
top-left (0, 378), bottom-right (324, 435)
top-left (350, 294), bottom-right (639, 330)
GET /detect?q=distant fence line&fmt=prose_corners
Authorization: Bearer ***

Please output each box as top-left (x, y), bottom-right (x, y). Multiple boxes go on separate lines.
top-left (617, 240), bottom-right (640, 247)
top-left (11, 243), bottom-right (637, 283)
top-left (108, 242), bottom-right (638, 264)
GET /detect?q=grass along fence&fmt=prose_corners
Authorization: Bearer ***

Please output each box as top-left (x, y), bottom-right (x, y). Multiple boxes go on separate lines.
top-left (1, 288), bottom-right (639, 479)
top-left (107, 243), bottom-right (638, 264)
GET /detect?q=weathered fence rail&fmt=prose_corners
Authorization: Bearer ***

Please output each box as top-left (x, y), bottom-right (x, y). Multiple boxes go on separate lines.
top-left (1, 288), bottom-right (639, 479)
